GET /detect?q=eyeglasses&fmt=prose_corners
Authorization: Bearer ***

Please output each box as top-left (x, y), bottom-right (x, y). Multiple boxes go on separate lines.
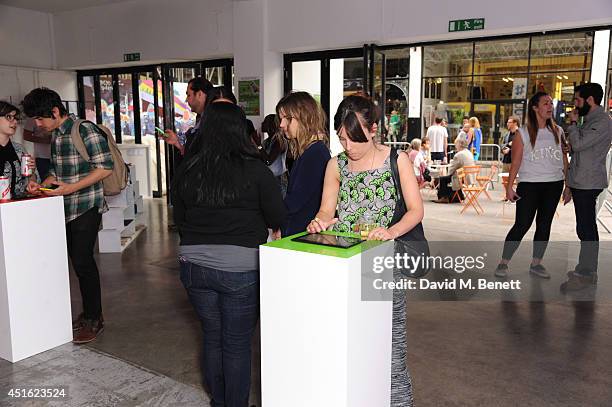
top-left (2, 113), bottom-right (21, 122)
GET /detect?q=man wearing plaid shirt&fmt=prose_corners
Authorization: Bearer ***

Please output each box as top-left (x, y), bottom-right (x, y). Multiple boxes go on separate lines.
top-left (23, 88), bottom-right (113, 344)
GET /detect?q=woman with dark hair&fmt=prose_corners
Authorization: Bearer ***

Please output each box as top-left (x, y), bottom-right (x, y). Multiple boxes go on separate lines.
top-left (495, 92), bottom-right (569, 279)
top-left (259, 113), bottom-right (289, 196)
top-left (206, 86), bottom-right (238, 106)
top-left (307, 94), bottom-right (424, 407)
top-left (172, 102), bottom-right (285, 407)
top-left (0, 101), bottom-right (39, 199)
top-left (275, 91), bottom-right (330, 236)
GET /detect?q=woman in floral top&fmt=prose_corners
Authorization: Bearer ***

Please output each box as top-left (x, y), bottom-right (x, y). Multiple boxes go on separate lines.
top-left (307, 94), bottom-right (424, 406)
top-left (0, 102), bottom-right (38, 199)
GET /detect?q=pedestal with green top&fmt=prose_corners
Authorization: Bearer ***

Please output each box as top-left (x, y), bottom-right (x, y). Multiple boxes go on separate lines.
top-left (260, 231), bottom-right (393, 407)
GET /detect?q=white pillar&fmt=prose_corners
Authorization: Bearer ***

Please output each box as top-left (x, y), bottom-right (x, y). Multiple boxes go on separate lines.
top-left (591, 29), bottom-right (610, 105)
top-left (408, 46), bottom-right (422, 119)
top-left (233, 0), bottom-right (284, 129)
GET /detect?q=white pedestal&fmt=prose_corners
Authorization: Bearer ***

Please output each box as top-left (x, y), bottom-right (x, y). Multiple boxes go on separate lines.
top-left (0, 196), bottom-right (72, 363)
top-left (260, 236), bottom-right (393, 407)
top-left (118, 144), bottom-right (151, 198)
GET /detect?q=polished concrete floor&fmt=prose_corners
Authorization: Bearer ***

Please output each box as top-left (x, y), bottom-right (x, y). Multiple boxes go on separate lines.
top-left (2, 194), bottom-right (611, 406)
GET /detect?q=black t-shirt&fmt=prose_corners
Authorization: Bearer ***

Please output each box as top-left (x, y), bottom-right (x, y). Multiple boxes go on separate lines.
top-left (173, 158), bottom-right (286, 248)
top-left (502, 131), bottom-right (516, 164)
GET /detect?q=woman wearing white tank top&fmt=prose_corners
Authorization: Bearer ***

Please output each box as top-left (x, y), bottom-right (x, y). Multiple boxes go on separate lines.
top-left (495, 92), bottom-right (569, 279)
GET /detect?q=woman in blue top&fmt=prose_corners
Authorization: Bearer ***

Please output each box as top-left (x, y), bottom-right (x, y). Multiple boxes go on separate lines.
top-left (276, 92), bottom-right (331, 236)
top-left (468, 116), bottom-right (482, 160)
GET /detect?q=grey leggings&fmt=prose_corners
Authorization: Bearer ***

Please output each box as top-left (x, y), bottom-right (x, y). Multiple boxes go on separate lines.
top-left (391, 269), bottom-right (414, 406)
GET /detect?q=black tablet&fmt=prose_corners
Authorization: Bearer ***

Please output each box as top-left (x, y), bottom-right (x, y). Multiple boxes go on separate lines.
top-left (291, 233), bottom-right (362, 249)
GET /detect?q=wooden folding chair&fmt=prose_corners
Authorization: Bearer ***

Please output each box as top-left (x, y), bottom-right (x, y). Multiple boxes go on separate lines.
top-left (458, 170), bottom-right (484, 215)
top-left (450, 168), bottom-right (465, 204)
top-left (476, 165), bottom-right (498, 200)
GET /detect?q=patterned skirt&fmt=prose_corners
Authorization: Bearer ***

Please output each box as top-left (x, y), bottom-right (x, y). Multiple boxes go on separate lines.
top-left (391, 269), bottom-right (414, 407)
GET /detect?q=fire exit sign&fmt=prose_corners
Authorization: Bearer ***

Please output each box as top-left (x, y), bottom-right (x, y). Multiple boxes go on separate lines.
top-left (449, 18), bottom-right (485, 32)
top-left (123, 52), bottom-right (141, 62)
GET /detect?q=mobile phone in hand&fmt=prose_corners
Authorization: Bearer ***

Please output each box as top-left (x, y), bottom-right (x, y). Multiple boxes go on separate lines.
top-left (155, 127), bottom-right (167, 137)
top-left (39, 184), bottom-right (59, 191)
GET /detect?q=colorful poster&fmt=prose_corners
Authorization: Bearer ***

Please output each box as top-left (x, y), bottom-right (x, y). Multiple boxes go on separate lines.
top-left (238, 78), bottom-right (261, 116)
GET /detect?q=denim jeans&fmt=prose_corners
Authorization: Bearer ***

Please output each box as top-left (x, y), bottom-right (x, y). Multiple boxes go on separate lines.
top-left (179, 259), bottom-right (259, 407)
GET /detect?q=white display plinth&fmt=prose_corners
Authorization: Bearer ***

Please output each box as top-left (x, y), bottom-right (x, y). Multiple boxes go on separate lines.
top-left (0, 196), bottom-right (72, 363)
top-left (260, 235), bottom-right (393, 407)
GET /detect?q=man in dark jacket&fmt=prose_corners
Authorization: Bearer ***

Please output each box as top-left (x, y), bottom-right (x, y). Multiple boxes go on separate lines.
top-left (561, 83), bottom-right (612, 293)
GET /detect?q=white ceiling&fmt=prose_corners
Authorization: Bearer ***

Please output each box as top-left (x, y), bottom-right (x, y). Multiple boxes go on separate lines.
top-left (0, 0), bottom-right (135, 14)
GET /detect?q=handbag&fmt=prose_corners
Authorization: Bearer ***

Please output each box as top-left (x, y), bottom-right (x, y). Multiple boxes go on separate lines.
top-left (389, 148), bottom-right (430, 278)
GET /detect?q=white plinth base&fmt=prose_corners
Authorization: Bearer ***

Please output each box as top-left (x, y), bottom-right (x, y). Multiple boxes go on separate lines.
top-left (260, 243), bottom-right (392, 407)
top-left (0, 197), bottom-right (72, 363)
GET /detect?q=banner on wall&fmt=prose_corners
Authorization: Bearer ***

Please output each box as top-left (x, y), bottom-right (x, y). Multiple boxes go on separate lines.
top-left (238, 78), bottom-right (261, 116)
top-left (512, 78), bottom-right (527, 120)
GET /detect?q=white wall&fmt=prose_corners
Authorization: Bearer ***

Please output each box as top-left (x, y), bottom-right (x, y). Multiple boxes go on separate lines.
top-left (0, 5), bottom-right (55, 69)
top-left (0, 66), bottom-right (76, 145)
top-left (267, 0), bottom-right (612, 52)
top-left (53, 0), bottom-right (234, 69)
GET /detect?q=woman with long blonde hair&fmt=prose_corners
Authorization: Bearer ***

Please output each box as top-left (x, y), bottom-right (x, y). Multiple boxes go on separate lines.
top-left (276, 91), bottom-right (331, 236)
top-left (468, 116), bottom-right (482, 160)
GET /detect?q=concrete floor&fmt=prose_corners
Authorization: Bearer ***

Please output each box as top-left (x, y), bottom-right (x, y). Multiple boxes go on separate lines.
top-left (2, 190), bottom-right (611, 406)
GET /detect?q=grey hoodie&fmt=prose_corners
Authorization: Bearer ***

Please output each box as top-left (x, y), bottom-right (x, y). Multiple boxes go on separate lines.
top-left (567, 105), bottom-right (612, 190)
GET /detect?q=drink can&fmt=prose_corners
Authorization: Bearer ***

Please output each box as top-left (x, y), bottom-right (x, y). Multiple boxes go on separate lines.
top-left (0, 176), bottom-right (11, 201)
top-left (21, 153), bottom-right (33, 177)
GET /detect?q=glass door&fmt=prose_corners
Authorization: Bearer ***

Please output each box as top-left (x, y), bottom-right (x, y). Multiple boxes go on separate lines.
top-left (283, 48), bottom-right (365, 155)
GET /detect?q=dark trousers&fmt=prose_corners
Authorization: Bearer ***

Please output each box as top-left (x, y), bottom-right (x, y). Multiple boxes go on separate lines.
top-left (437, 175), bottom-right (463, 202)
top-left (65, 207), bottom-right (102, 320)
top-left (180, 260), bottom-right (259, 407)
top-left (502, 181), bottom-right (564, 261)
top-left (431, 151), bottom-right (445, 161)
top-left (571, 188), bottom-right (602, 276)
top-left (36, 158), bottom-right (51, 180)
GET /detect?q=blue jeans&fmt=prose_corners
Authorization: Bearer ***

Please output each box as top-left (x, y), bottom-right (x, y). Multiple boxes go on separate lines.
top-left (179, 259), bottom-right (259, 407)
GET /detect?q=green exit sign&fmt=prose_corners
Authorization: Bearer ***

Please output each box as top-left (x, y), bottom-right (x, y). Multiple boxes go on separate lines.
top-left (449, 18), bottom-right (485, 32)
top-left (123, 52), bottom-right (141, 62)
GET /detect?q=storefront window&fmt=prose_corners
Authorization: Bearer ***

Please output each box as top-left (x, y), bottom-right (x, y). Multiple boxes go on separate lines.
top-left (472, 75), bottom-right (525, 100)
top-left (83, 76), bottom-right (96, 122)
top-left (423, 42), bottom-right (473, 78)
top-left (528, 71), bottom-right (590, 125)
top-left (529, 31), bottom-right (593, 72)
top-left (474, 38), bottom-right (529, 75)
top-left (99, 75), bottom-right (115, 137)
top-left (422, 77), bottom-right (471, 140)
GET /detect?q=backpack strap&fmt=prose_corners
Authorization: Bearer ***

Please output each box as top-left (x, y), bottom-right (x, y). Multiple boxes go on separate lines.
top-left (70, 119), bottom-right (91, 162)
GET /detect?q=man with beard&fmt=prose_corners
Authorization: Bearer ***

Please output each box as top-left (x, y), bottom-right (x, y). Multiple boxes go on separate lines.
top-left (561, 83), bottom-right (612, 292)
